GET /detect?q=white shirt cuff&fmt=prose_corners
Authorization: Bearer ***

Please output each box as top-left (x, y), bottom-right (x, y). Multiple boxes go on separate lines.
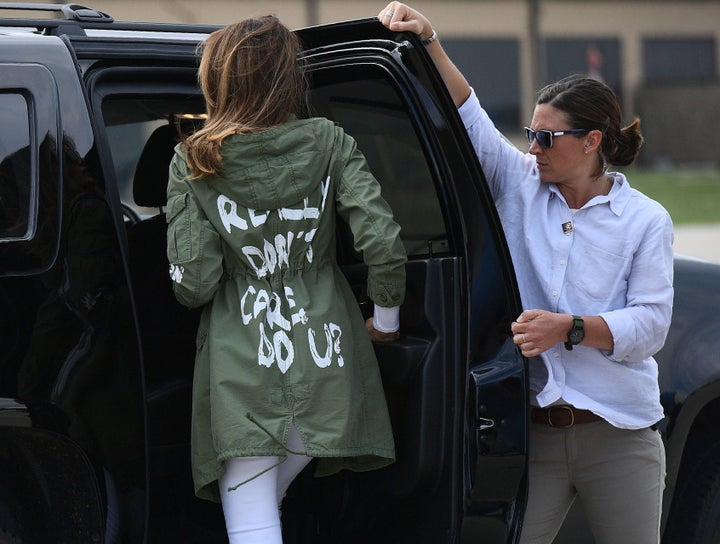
top-left (373, 304), bottom-right (400, 333)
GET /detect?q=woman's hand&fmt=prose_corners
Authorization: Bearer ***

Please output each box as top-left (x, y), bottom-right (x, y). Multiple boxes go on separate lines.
top-left (511, 310), bottom-right (572, 357)
top-left (366, 317), bottom-right (401, 342)
top-left (376, 2), bottom-right (472, 107)
top-left (377, 2), bottom-right (433, 41)
top-left (511, 310), bottom-right (614, 357)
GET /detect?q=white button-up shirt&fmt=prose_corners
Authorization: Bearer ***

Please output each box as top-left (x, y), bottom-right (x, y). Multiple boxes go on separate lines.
top-left (459, 90), bottom-right (674, 429)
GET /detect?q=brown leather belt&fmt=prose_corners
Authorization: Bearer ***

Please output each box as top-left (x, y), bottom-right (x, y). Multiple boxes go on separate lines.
top-left (531, 405), bottom-right (603, 428)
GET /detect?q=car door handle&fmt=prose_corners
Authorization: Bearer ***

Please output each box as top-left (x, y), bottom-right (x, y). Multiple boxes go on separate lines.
top-left (477, 417), bottom-right (495, 431)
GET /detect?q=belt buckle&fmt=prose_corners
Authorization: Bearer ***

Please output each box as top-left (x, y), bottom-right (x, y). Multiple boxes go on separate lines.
top-left (547, 405), bottom-right (575, 428)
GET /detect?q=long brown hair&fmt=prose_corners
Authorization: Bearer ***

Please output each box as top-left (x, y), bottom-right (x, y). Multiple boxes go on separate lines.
top-left (184, 16), bottom-right (307, 179)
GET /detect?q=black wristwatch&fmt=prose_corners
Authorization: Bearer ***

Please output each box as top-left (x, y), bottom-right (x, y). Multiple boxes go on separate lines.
top-left (564, 315), bottom-right (585, 351)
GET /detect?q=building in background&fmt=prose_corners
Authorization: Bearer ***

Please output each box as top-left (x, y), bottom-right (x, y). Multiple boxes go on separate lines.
top-left (55, 0), bottom-right (720, 167)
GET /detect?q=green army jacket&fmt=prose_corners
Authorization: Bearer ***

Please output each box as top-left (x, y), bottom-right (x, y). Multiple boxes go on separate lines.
top-left (166, 117), bottom-right (407, 501)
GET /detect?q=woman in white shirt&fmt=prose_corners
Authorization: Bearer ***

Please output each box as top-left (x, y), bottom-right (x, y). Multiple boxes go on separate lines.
top-left (379, 3), bottom-right (673, 543)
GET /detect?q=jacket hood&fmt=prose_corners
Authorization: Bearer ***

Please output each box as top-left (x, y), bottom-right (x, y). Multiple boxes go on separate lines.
top-left (211, 117), bottom-right (338, 210)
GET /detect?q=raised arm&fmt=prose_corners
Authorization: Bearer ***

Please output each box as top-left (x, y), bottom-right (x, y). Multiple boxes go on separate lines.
top-left (378, 2), bottom-right (471, 107)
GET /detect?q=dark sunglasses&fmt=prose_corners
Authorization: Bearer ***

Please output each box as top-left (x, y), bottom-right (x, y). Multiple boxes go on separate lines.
top-left (524, 127), bottom-right (589, 148)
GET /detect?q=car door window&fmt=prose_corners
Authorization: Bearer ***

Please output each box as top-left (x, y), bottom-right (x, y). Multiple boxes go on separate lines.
top-left (0, 93), bottom-right (32, 240)
top-left (0, 64), bottom-right (62, 277)
top-left (309, 75), bottom-right (450, 258)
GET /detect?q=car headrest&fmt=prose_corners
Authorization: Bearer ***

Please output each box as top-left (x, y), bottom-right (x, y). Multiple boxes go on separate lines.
top-left (133, 124), bottom-right (179, 208)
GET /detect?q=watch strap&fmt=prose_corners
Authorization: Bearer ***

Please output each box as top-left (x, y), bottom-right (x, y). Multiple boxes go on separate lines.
top-left (564, 315), bottom-right (584, 351)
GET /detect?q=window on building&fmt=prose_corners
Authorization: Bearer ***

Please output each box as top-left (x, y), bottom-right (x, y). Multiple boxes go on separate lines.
top-left (545, 38), bottom-right (622, 102)
top-left (442, 39), bottom-right (520, 134)
top-left (643, 37), bottom-right (716, 82)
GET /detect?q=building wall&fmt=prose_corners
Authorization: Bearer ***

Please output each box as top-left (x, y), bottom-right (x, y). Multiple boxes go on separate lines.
top-left (80, 0), bottom-right (720, 165)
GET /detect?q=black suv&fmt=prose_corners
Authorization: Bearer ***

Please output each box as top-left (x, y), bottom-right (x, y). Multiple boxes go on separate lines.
top-left (1, 4), bottom-right (719, 543)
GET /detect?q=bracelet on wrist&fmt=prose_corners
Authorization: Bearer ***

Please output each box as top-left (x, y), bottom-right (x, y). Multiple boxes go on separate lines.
top-left (421, 29), bottom-right (437, 46)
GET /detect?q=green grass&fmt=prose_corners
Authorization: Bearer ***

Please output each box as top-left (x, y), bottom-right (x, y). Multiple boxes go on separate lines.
top-left (624, 168), bottom-right (720, 225)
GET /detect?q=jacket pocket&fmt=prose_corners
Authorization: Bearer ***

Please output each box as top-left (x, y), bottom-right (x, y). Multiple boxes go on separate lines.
top-left (167, 193), bottom-right (192, 263)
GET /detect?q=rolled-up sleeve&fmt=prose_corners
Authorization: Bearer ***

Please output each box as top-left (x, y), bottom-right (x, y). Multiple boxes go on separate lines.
top-left (600, 211), bottom-right (674, 362)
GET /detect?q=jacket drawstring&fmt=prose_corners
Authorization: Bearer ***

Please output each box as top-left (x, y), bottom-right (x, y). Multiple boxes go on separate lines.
top-left (226, 413), bottom-right (309, 492)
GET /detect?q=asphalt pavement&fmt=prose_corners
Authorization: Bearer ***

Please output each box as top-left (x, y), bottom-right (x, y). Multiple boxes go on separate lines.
top-left (673, 223), bottom-right (720, 263)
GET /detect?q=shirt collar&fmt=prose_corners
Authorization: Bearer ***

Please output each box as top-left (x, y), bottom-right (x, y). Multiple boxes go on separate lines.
top-left (606, 172), bottom-right (631, 216)
top-left (546, 171), bottom-right (630, 216)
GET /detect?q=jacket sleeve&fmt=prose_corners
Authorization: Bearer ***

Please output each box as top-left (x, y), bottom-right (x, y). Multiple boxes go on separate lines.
top-left (166, 151), bottom-right (224, 308)
top-left (333, 128), bottom-right (407, 310)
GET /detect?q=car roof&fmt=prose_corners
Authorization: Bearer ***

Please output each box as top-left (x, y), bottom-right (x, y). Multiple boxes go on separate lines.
top-left (0, 2), bottom-right (221, 38)
top-left (0, 2), bottom-right (394, 47)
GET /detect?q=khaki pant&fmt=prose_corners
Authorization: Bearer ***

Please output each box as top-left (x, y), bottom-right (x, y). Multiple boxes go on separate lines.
top-left (520, 420), bottom-right (666, 544)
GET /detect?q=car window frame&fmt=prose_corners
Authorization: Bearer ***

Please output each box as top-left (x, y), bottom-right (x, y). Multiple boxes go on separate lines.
top-left (0, 63), bottom-right (62, 277)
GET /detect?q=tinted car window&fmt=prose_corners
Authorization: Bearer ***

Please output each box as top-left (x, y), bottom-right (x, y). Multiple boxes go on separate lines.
top-left (0, 76), bottom-right (62, 277)
top-left (99, 93), bottom-right (205, 220)
top-left (105, 119), bottom-right (170, 215)
top-left (0, 93), bottom-right (32, 240)
top-left (309, 76), bottom-right (449, 258)
top-left (101, 77), bottom-right (450, 260)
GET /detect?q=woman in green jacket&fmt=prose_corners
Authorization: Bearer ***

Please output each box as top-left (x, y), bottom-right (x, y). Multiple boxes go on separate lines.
top-left (166, 16), bottom-right (407, 544)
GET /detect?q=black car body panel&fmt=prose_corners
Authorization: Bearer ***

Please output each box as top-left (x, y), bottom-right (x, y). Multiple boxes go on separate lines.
top-left (0, 5), bottom-right (719, 544)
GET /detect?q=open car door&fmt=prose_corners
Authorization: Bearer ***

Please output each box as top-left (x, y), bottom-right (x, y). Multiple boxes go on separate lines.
top-left (294, 19), bottom-right (529, 543)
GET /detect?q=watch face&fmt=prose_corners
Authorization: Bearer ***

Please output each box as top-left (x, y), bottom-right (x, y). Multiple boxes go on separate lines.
top-left (565, 316), bottom-right (584, 350)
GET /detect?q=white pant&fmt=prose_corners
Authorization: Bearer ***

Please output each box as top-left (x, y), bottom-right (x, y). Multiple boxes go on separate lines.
top-left (219, 424), bottom-right (313, 544)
